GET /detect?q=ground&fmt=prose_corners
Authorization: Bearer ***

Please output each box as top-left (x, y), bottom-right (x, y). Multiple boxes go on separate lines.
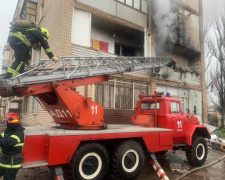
top-left (212, 128), bottom-right (225, 138)
top-left (3, 148), bottom-right (224, 180)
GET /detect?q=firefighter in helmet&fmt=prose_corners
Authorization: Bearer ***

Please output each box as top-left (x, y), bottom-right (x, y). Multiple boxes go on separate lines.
top-left (5, 27), bottom-right (59, 79)
top-left (0, 112), bottom-right (25, 180)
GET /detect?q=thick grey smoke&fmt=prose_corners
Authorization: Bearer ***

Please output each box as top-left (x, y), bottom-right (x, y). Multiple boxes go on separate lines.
top-left (152, 0), bottom-right (178, 55)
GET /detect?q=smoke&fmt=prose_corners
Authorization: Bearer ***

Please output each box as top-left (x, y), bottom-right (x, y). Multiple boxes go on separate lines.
top-left (152, 0), bottom-right (178, 55)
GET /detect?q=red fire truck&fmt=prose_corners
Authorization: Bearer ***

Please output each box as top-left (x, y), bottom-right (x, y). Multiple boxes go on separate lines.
top-left (0, 57), bottom-right (210, 180)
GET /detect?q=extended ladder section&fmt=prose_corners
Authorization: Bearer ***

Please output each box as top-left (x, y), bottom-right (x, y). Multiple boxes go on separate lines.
top-left (0, 56), bottom-right (174, 87)
top-left (0, 56), bottom-right (174, 129)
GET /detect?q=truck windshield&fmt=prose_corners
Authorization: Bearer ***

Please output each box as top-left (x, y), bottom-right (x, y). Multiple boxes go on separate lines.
top-left (141, 102), bottom-right (160, 110)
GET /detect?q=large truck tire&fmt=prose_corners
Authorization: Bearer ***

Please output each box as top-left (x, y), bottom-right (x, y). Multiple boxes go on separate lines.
top-left (186, 136), bottom-right (207, 167)
top-left (67, 143), bottom-right (109, 180)
top-left (112, 140), bottom-right (144, 180)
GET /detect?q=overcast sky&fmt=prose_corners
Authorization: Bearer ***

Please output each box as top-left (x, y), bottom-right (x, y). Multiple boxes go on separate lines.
top-left (0, 0), bottom-right (224, 64)
top-left (0, 0), bottom-right (17, 59)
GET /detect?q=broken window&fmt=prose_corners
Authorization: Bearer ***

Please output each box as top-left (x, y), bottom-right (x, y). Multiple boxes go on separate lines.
top-left (115, 43), bottom-right (136, 56)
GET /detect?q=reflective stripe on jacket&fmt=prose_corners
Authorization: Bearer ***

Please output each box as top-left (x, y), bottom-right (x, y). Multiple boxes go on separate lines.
top-left (10, 31), bottom-right (31, 47)
top-left (0, 126), bottom-right (25, 169)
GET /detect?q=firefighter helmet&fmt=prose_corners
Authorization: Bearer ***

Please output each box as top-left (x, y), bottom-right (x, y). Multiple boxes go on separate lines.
top-left (3, 112), bottom-right (20, 124)
top-left (41, 28), bottom-right (50, 39)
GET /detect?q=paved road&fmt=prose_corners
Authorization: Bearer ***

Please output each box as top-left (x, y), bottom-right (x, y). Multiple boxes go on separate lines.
top-left (1, 148), bottom-right (223, 180)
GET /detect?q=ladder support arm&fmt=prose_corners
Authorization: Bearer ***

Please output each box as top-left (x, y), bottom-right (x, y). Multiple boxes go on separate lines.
top-left (14, 75), bottom-right (110, 97)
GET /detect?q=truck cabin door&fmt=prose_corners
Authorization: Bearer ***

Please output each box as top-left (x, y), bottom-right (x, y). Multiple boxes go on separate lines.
top-left (171, 102), bottom-right (185, 139)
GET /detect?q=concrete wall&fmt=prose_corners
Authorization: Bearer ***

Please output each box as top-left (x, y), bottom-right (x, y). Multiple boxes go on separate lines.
top-left (91, 26), bottom-right (115, 54)
top-left (160, 67), bottom-right (200, 86)
top-left (77, 0), bottom-right (147, 27)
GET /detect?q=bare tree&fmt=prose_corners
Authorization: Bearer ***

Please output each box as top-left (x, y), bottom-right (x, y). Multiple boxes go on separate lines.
top-left (205, 10), bottom-right (225, 129)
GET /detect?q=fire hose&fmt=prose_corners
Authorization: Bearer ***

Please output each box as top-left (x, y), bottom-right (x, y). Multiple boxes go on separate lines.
top-left (175, 154), bottom-right (225, 180)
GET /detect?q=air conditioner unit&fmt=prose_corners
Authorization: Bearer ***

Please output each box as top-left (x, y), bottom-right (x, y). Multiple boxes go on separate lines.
top-left (152, 67), bottom-right (162, 75)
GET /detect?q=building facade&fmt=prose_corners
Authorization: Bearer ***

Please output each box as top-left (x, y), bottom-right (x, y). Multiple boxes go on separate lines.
top-left (1, 0), bottom-right (207, 126)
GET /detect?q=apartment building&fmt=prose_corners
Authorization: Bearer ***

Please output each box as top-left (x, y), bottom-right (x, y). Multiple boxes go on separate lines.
top-left (1, 0), bottom-right (207, 126)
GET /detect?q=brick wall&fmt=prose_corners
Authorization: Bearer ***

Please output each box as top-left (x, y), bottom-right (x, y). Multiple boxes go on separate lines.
top-left (199, 0), bottom-right (208, 123)
top-left (21, 0), bottom-right (74, 126)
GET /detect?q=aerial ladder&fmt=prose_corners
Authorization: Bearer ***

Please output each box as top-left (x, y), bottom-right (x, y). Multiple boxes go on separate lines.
top-left (0, 56), bottom-right (174, 130)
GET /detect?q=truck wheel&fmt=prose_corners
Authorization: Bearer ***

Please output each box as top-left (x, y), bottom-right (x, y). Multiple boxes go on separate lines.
top-left (67, 143), bottom-right (109, 180)
top-left (186, 136), bottom-right (207, 167)
top-left (112, 140), bottom-right (144, 180)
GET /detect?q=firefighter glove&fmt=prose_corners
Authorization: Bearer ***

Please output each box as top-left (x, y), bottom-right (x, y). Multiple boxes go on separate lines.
top-left (26, 59), bottom-right (31, 66)
top-left (52, 56), bottom-right (59, 62)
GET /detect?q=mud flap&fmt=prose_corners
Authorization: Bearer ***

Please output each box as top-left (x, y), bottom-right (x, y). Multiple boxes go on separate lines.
top-left (149, 153), bottom-right (169, 180)
top-left (54, 165), bottom-right (64, 180)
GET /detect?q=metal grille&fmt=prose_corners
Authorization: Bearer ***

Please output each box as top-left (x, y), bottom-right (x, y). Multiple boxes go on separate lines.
top-left (96, 78), bottom-right (149, 110)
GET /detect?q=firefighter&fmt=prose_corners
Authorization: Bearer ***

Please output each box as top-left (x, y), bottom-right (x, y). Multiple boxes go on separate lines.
top-left (0, 112), bottom-right (25, 180)
top-left (5, 27), bottom-right (59, 79)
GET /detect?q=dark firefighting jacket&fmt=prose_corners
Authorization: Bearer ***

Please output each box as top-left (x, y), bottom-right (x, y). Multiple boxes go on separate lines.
top-left (0, 126), bottom-right (25, 169)
top-left (9, 28), bottom-right (54, 59)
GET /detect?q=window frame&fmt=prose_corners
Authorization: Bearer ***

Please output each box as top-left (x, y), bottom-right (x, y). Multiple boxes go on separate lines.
top-left (171, 102), bottom-right (180, 114)
top-left (32, 97), bottom-right (38, 113)
top-left (116, 0), bottom-right (148, 14)
top-left (95, 78), bottom-right (150, 110)
top-left (141, 102), bottom-right (160, 110)
top-left (23, 96), bottom-right (29, 113)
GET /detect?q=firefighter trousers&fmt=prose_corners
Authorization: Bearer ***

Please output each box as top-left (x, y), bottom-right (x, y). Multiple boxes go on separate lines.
top-left (0, 167), bottom-right (19, 180)
top-left (5, 36), bottom-right (30, 79)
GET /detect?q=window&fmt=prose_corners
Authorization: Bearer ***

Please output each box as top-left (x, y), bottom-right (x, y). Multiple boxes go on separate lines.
top-left (72, 8), bottom-right (91, 47)
top-left (32, 97), bottom-right (38, 113)
top-left (134, 0), bottom-right (141, 10)
top-left (141, 102), bottom-right (160, 110)
top-left (141, 0), bottom-right (148, 13)
top-left (96, 78), bottom-right (149, 109)
top-left (157, 85), bottom-right (189, 113)
top-left (117, 0), bottom-right (148, 13)
top-left (23, 97), bottom-right (29, 113)
top-left (126, 0), bottom-right (133, 6)
top-left (171, 102), bottom-right (180, 113)
top-left (115, 43), bottom-right (136, 56)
